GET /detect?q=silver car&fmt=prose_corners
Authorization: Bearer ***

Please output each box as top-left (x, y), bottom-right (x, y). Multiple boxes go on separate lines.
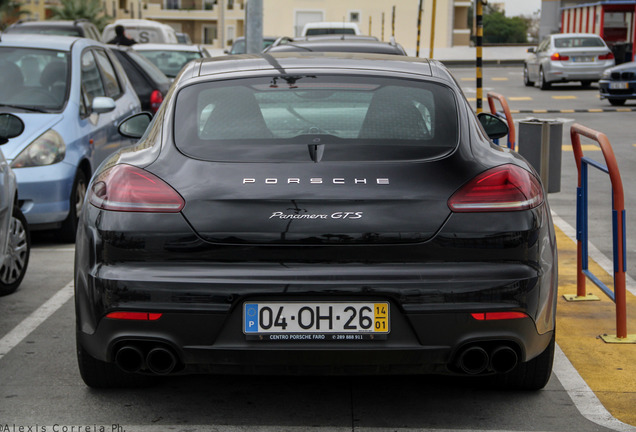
top-left (0, 114), bottom-right (30, 296)
top-left (524, 33), bottom-right (615, 89)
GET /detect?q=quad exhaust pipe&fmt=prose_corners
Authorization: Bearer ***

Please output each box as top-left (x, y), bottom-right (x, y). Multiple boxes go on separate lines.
top-left (114, 344), bottom-right (178, 375)
top-left (455, 344), bottom-right (519, 375)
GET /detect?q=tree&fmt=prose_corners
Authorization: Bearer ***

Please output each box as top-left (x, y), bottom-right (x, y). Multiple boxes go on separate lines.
top-left (48, 0), bottom-right (110, 31)
top-left (468, 3), bottom-right (529, 44)
top-left (0, 0), bottom-right (29, 30)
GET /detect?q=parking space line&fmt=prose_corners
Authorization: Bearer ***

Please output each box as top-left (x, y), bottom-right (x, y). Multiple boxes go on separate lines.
top-left (0, 281), bottom-right (73, 360)
top-left (552, 95), bottom-right (577, 100)
top-left (491, 77), bottom-right (509, 81)
top-left (508, 96), bottom-right (532, 101)
top-left (562, 144), bottom-right (600, 151)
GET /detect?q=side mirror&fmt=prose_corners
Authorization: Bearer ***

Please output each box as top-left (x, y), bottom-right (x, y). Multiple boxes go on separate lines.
top-left (92, 96), bottom-right (116, 114)
top-left (527, 47), bottom-right (536, 53)
top-left (477, 112), bottom-right (509, 140)
top-left (118, 112), bottom-right (152, 139)
top-left (0, 113), bottom-right (25, 145)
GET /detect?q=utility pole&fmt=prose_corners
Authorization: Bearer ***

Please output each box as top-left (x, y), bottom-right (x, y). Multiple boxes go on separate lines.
top-left (476, 0), bottom-right (484, 113)
top-left (429, 0), bottom-right (437, 58)
top-left (245, 0), bottom-right (263, 54)
top-left (416, 0), bottom-right (423, 57)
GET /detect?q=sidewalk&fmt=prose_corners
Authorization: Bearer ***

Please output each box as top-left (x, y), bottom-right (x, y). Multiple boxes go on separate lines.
top-left (553, 218), bottom-right (636, 427)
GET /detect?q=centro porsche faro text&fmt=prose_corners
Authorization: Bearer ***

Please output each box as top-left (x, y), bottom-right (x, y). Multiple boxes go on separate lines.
top-left (243, 178), bottom-right (390, 185)
top-left (269, 211), bottom-right (363, 219)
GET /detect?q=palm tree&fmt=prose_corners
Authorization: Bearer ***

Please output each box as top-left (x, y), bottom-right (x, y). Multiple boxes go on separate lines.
top-left (48, 0), bottom-right (110, 31)
top-left (0, 0), bottom-right (29, 30)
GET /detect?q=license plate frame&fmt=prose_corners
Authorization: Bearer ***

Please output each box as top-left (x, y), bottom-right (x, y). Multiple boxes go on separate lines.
top-left (243, 301), bottom-right (390, 340)
top-left (572, 56), bottom-right (593, 63)
top-left (610, 81), bottom-right (629, 90)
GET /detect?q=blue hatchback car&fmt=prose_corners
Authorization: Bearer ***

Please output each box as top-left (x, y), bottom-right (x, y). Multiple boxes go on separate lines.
top-left (0, 34), bottom-right (141, 240)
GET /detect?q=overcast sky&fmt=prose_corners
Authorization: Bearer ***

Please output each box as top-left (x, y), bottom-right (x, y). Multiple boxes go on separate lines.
top-left (500, 0), bottom-right (542, 17)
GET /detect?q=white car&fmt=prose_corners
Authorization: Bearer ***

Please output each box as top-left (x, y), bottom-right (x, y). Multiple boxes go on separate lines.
top-left (301, 22), bottom-right (361, 36)
top-left (524, 33), bottom-right (615, 89)
top-left (132, 43), bottom-right (211, 79)
top-left (0, 113), bottom-right (30, 296)
top-left (102, 19), bottom-right (178, 44)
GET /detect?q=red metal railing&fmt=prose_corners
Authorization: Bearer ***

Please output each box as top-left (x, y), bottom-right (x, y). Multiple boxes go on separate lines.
top-left (486, 91), bottom-right (516, 150)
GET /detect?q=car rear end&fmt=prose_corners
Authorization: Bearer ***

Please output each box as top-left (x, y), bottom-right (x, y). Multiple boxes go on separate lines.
top-left (75, 54), bottom-right (557, 388)
top-left (545, 34), bottom-right (615, 83)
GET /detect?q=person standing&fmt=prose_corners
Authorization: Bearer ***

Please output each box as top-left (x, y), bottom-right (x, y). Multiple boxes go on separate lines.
top-left (107, 25), bottom-right (137, 46)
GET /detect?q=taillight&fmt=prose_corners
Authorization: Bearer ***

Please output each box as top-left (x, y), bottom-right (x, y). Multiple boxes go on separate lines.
top-left (599, 52), bottom-right (614, 60)
top-left (471, 312), bottom-right (528, 320)
top-left (448, 165), bottom-right (543, 212)
top-left (550, 52), bottom-right (569, 61)
top-left (150, 89), bottom-right (163, 113)
top-left (88, 164), bottom-right (184, 212)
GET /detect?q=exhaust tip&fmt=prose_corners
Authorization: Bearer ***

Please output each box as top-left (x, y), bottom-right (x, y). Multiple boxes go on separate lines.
top-left (457, 346), bottom-right (489, 375)
top-left (146, 347), bottom-right (177, 375)
top-left (490, 346), bottom-right (518, 374)
top-left (114, 345), bottom-right (145, 373)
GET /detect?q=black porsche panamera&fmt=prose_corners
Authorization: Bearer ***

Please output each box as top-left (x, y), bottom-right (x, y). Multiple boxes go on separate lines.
top-left (74, 52), bottom-right (558, 389)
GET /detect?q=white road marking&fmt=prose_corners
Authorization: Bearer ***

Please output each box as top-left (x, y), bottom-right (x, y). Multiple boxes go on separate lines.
top-left (0, 280), bottom-right (73, 360)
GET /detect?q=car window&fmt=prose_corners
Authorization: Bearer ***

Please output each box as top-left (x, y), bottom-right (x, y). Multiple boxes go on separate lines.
top-left (554, 36), bottom-right (604, 48)
top-left (113, 51), bottom-right (153, 95)
top-left (174, 76), bottom-right (458, 162)
top-left (137, 50), bottom-right (202, 77)
top-left (93, 49), bottom-right (123, 99)
top-left (124, 50), bottom-right (171, 86)
top-left (0, 47), bottom-right (70, 111)
top-left (5, 25), bottom-right (82, 37)
top-left (81, 50), bottom-right (106, 108)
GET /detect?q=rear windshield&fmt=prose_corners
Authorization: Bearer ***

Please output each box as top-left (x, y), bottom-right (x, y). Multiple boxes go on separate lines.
top-left (173, 75), bottom-right (459, 162)
top-left (306, 28), bottom-right (357, 36)
top-left (554, 37), bottom-right (604, 48)
top-left (5, 25), bottom-right (81, 37)
top-left (137, 50), bottom-right (202, 77)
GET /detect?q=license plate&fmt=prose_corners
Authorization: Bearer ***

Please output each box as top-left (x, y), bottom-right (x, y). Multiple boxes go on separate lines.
top-left (610, 81), bottom-right (629, 89)
top-left (572, 56), bottom-right (593, 62)
top-left (243, 302), bottom-right (390, 338)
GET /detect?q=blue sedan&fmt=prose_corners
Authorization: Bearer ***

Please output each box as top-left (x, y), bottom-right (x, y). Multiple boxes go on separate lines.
top-left (0, 34), bottom-right (141, 240)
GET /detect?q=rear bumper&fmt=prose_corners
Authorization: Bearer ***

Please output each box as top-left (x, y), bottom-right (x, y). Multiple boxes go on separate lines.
top-left (545, 61), bottom-right (611, 82)
top-left (74, 203), bottom-right (557, 375)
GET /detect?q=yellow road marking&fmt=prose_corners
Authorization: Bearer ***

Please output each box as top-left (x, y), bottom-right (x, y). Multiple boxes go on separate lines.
top-left (552, 95), bottom-right (577, 100)
top-left (533, 109), bottom-right (548, 113)
top-left (491, 77), bottom-right (509, 81)
top-left (560, 109), bottom-right (575, 113)
top-left (562, 144), bottom-right (600, 151)
top-left (461, 77), bottom-right (476, 81)
top-left (509, 96), bottom-right (532, 101)
top-left (616, 108), bottom-right (631, 112)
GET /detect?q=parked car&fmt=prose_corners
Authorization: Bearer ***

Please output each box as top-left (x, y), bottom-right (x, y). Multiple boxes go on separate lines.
top-left (301, 21), bottom-right (361, 36)
top-left (132, 43), bottom-right (211, 79)
top-left (0, 34), bottom-right (141, 241)
top-left (264, 35), bottom-right (406, 55)
top-left (109, 45), bottom-right (171, 114)
top-left (598, 60), bottom-right (636, 105)
top-left (175, 32), bottom-right (192, 45)
top-left (524, 33), bottom-right (615, 89)
top-left (102, 19), bottom-right (178, 44)
top-left (0, 114), bottom-right (30, 296)
top-left (225, 36), bottom-right (277, 54)
top-left (3, 19), bottom-right (102, 41)
top-left (75, 52), bottom-right (558, 390)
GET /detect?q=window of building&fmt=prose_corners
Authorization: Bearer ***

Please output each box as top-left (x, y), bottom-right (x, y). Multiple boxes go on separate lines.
top-left (349, 11), bottom-right (360, 23)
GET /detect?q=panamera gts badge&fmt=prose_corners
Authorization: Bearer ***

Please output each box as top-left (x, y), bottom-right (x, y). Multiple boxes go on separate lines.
top-left (243, 178), bottom-right (390, 185)
top-left (269, 211), bottom-right (363, 220)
